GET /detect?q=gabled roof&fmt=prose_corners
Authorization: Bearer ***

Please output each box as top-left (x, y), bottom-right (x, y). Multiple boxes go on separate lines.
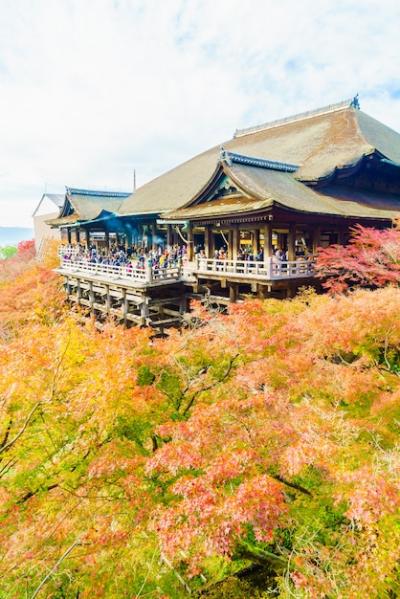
top-left (166, 149), bottom-right (400, 222)
top-left (47, 187), bottom-right (131, 226)
top-left (119, 98), bottom-right (400, 217)
top-left (32, 193), bottom-right (65, 217)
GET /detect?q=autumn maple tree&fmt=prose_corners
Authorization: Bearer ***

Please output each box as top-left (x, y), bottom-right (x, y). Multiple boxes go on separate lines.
top-left (315, 221), bottom-right (400, 292)
top-left (1, 243), bottom-right (400, 597)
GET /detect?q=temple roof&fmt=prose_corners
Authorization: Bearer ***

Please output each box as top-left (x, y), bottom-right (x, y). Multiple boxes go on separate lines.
top-left (47, 187), bottom-right (131, 226)
top-left (32, 193), bottom-right (65, 217)
top-left (119, 99), bottom-right (400, 217)
top-left (166, 151), bottom-right (400, 221)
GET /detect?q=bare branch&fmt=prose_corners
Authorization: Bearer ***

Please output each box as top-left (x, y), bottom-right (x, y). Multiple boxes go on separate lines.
top-left (0, 402), bottom-right (40, 456)
top-left (30, 537), bottom-right (82, 599)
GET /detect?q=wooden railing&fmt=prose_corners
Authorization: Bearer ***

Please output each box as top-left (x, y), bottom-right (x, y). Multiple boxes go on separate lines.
top-left (59, 257), bottom-right (181, 284)
top-left (195, 256), bottom-right (315, 280)
top-left (58, 247), bottom-right (315, 285)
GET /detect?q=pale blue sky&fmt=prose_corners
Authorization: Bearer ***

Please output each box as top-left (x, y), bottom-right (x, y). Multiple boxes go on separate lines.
top-left (0, 0), bottom-right (399, 226)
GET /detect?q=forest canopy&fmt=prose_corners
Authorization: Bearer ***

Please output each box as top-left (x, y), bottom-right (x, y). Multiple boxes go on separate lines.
top-left (1, 233), bottom-right (400, 598)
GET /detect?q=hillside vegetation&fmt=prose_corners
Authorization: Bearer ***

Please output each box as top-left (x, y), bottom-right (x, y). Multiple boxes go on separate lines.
top-left (1, 232), bottom-right (400, 598)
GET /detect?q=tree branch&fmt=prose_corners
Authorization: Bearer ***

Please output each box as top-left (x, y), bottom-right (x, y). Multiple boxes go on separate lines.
top-left (30, 537), bottom-right (82, 599)
top-left (0, 402), bottom-right (40, 456)
top-left (271, 473), bottom-right (312, 496)
top-left (181, 354), bottom-right (239, 417)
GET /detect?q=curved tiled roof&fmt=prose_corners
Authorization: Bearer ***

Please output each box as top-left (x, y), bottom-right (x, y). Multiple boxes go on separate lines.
top-left (120, 102), bottom-right (400, 216)
top-left (166, 160), bottom-right (400, 222)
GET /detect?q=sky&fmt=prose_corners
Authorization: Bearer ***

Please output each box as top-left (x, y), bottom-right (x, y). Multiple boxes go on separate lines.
top-left (0, 0), bottom-right (400, 227)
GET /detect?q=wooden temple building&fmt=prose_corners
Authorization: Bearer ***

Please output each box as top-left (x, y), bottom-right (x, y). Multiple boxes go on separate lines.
top-left (50, 98), bottom-right (400, 328)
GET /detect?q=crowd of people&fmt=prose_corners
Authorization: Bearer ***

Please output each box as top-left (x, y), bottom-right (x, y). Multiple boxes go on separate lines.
top-left (60, 241), bottom-right (313, 273)
top-left (61, 242), bottom-right (190, 271)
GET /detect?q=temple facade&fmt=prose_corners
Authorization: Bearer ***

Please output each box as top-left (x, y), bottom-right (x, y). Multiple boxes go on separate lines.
top-left (51, 98), bottom-right (400, 326)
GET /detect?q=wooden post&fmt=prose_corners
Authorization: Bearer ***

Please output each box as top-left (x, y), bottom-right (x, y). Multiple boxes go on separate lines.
top-left (262, 223), bottom-right (273, 260)
top-left (229, 283), bottom-right (238, 303)
top-left (145, 259), bottom-right (153, 283)
top-left (187, 224), bottom-right (194, 261)
top-left (151, 223), bottom-right (157, 249)
top-left (252, 229), bottom-right (260, 256)
top-left (140, 300), bottom-right (149, 326)
top-left (105, 230), bottom-right (110, 250)
top-left (288, 225), bottom-right (296, 261)
top-left (227, 230), bottom-right (234, 260)
top-left (312, 226), bottom-right (321, 254)
top-left (232, 227), bottom-right (240, 260)
top-left (67, 228), bottom-right (72, 244)
top-left (204, 226), bottom-right (214, 258)
top-left (122, 289), bottom-right (128, 325)
top-left (167, 224), bottom-right (173, 246)
top-left (76, 229), bottom-right (81, 244)
top-left (105, 285), bottom-right (111, 312)
top-left (89, 281), bottom-right (94, 311)
top-left (85, 229), bottom-right (90, 247)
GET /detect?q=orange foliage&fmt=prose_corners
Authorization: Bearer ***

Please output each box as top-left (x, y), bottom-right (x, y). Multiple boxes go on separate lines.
top-left (1, 257), bottom-right (400, 597)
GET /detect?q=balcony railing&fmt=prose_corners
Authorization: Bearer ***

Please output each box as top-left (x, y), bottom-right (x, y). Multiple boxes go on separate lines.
top-left (195, 256), bottom-right (315, 280)
top-left (58, 257), bottom-right (182, 284)
top-left (57, 247), bottom-right (315, 285)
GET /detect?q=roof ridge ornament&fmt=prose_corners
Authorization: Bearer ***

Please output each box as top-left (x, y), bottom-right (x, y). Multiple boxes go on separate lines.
top-left (219, 146), bottom-right (232, 165)
top-left (234, 98), bottom-right (356, 138)
top-left (222, 150), bottom-right (298, 172)
top-left (65, 187), bottom-right (131, 198)
top-left (350, 93), bottom-right (360, 110)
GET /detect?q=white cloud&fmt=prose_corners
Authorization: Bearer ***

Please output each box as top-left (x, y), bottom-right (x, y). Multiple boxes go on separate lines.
top-left (0, 0), bottom-right (399, 226)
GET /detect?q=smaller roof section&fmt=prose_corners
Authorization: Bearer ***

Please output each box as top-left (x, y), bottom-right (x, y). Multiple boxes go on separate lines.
top-left (47, 186), bottom-right (131, 227)
top-left (32, 193), bottom-right (65, 217)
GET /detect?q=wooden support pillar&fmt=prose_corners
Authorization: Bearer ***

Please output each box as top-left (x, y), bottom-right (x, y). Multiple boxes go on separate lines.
top-left (252, 229), bottom-right (260, 256)
top-left (167, 224), bottom-right (173, 246)
top-left (105, 285), bottom-right (111, 312)
top-left (89, 281), bottom-right (94, 311)
top-left (77, 279), bottom-right (82, 301)
top-left (122, 289), bottom-right (128, 325)
top-left (227, 230), bottom-right (234, 260)
top-left (337, 228), bottom-right (345, 245)
top-left (288, 225), bottom-right (296, 261)
top-left (312, 226), bottom-right (321, 254)
top-left (204, 225), bottom-right (214, 258)
top-left (105, 230), bottom-right (110, 250)
top-left (76, 229), bottom-right (81, 244)
top-left (232, 227), bottom-right (240, 260)
top-left (85, 229), bottom-right (90, 247)
top-left (262, 223), bottom-right (273, 260)
top-left (151, 223), bottom-right (157, 249)
top-left (229, 283), bottom-right (238, 303)
top-left (140, 300), bottom-right (149, 326)
top-left (179, 296), bottom-right (188, 315)
top-left (67, 228), bottom-right (72, 244)
top-left (187, 223), bottom-right (194, 261)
